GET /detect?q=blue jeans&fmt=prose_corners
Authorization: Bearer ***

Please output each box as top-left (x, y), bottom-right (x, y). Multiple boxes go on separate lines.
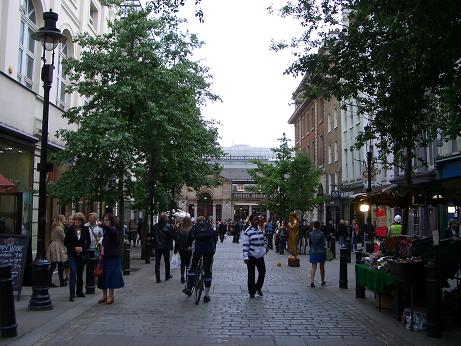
top-left (352, 234), bottom-right (358, 250)
top-left (68, 254), bottom-right (85, 298)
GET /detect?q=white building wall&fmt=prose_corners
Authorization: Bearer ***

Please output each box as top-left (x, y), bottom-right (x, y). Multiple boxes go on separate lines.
top-left (0, 0), bottom-right (115, 250)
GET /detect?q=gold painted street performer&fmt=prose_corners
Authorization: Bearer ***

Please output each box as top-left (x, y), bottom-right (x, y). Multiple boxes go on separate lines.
top-left (287, 212), bottom-right (300, 267)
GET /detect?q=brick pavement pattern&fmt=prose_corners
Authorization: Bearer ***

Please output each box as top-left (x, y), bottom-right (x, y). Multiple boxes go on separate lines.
top-left (7, 237), bottom-right (458, 346)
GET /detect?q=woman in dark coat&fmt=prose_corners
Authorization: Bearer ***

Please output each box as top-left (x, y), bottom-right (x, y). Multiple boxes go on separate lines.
top-left (174, 217), bottom-right (193, 284)
top-left (64, 212), bottom-right (90, 301)
top-left (97, 213), bottom-right (124, 304)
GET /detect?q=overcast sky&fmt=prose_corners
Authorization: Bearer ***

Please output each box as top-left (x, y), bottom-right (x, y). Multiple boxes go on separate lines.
top-left (178, 0), bottom-right (303, 149)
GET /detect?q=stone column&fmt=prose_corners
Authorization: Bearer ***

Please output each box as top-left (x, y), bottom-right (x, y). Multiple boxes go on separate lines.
top-left (249, 205), bottom-right (253, 216)
top-left (212, 204), bottom-right (216, 223)
top-left (266, 209), bottom-right (270, 221)
top-left (193, 204), bottom-right (198, 218)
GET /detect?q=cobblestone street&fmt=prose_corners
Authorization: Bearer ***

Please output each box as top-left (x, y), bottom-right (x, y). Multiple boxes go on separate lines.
top-left (3, 238), bottom-right (459, 346)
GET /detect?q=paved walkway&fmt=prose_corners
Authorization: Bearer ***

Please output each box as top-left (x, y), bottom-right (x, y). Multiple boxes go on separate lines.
top-left (2, 237), bottom-right (460, 346)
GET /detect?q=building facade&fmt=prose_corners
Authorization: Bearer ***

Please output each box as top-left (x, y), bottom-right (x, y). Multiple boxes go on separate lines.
top-left (178, 145), bottom-right (274, 223)
top-left (0, 0), bottom-right (115, 248)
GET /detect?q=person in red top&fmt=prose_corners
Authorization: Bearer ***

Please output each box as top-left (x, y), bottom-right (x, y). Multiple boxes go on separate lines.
top-left (351, 219), bottom-right (360, 250)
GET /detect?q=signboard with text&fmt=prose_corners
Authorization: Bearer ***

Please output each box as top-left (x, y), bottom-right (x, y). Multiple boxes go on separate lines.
top-left (0, 234), bottom-right (29, 300)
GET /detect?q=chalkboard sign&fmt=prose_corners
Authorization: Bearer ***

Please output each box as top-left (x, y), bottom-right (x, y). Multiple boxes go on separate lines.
top-left (0, 234), bottom-right (29, 300)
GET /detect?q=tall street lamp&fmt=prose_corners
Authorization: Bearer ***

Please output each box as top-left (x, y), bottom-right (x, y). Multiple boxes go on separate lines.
top-left (364, 125), bottom-right (373, 242)
top-left (29, 10), bottom-right (66, 311)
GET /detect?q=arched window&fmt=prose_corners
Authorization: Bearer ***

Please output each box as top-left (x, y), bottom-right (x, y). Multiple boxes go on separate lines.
top-left (17, 0), bottom-right (37, 89)
top-left (56, 41), bottom-right (68, 108)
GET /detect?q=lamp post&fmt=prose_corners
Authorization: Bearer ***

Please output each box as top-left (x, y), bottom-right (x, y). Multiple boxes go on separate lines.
top-left (29, 10), bottom-right (66, 311)
top-left (364, 125), bottom-right (373, 243)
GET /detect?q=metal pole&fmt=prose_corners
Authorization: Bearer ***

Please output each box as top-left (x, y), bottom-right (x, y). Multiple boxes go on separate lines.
top-left (339, 246), bottom-right (348, 289)
top-left (29, 64), bottom-right (53, 311)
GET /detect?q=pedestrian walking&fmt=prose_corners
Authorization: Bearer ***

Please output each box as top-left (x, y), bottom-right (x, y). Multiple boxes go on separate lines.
top-left (97, 213), bottom-right (124, 304)
top-left (351, 219), bottom-right (359, 250)
top-left (265, 220), bottom-right (275, 250)
top-left (47, 215), bottom-right (67, 287)
top-left (153, 213), bottom-right (174, 283)
top-left (137, 218), bottom-right (144, 245)
top-left (242, 214), bottom-right (266, 298)
top-left (279, 220), bottom-right (287, 255)
top-left (128, 219), bottom-right (138, 247)
top-left (64, 212), bottom-right (90, 301)
top-left (174, 216), bottom-right (193, 284)
top-left (309, 220), bottom-right (326, 288)
top-left (338, 220), bottom-right (348, 247)
top-left (218, 221), bottom-right (226, 243)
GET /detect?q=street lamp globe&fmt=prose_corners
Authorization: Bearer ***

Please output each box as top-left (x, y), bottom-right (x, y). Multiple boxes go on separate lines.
top-left (359, 203), bottom-right (370, 212)
top-left (31, 10), bottom-right (67, 52)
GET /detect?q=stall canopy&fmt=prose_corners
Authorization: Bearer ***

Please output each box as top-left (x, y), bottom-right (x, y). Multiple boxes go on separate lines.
top-left (354, 178), bottom-right (461, 207)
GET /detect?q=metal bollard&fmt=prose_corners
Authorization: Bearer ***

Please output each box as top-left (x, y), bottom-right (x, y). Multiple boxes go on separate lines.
top-left (345, 238), bottom-right (352, 263)
top-left (355, 250), bottom-right (365, 298)
top-left (339, 246), bottom-right (348, 289)
top-left (85, 248), bottom-right (97, 294)
top-left (425, 259), bottom-right (442, 338)
top-left (123, 242), bottom-right (131, 275)
top-left (0, 262), bottom-right (17, 337)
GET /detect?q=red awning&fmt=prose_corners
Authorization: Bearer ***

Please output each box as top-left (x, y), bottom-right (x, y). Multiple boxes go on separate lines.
top-left (0, 174), bottom-right (17, 192)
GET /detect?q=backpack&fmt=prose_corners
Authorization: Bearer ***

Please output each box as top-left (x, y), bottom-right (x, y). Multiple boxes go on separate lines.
top-left (194, 223), bottom-right (213, 241)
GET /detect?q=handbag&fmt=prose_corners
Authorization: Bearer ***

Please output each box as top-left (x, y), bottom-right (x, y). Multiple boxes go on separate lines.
top-left (94, 259), bottom-right (103, 278)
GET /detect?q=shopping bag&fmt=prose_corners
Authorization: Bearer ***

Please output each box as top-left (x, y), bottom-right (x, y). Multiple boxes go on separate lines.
top-left (326, 248), bottom-right (334, 262)
top-left (170, 253), bottom-right (180, 269)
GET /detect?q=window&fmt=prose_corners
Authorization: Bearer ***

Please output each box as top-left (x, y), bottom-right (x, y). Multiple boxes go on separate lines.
top-left (328, 145), bottom-right (332, 164)
top-left (330, 173), bottom-right (335, 194)
top-left (334, 141), bottom-right (338, 162)
top-left (236, 184), bottom-right (244, 192)
top-left (318, 99), bottom-right (325, 123)
top-left (310, 107), bottom-right (315, 129)
top-left (89, 2), bottom-right (98, 29)
top-left (18, 0), bottom-right (36, 89)
top-left (344, 149), bottom-right (348, 181)
top-left (327, 113), bottom-right (332, 133)
top-left (334, 109), bottom-right (338, 129)
top-left (319, 135), bottom-right (324, 166)
top-left (349, 103), bottom-right (354, 129)
top-left (56, 41), bottom-right (68, 108)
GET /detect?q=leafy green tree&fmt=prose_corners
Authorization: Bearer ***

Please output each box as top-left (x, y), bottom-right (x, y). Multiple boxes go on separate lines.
top-left (287, 150), bottom-right (323, 222)
top-left (51, 6), bottom-right (221, 228)
top-left (272, 0), bottom-right (461, 233)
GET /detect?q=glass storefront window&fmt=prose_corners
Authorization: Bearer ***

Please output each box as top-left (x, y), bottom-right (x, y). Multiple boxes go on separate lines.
top-left (0, 141), bottom-right (33, 235)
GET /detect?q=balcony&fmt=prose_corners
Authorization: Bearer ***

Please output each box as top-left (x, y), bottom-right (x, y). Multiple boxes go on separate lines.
top-left (232, 192), bottom-right (267, 201)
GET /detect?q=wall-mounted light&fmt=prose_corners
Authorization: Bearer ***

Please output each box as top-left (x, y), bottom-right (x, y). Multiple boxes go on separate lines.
top-left (448, 206), bottom-right (456, 213)
top-left (359, 203), bottom-right (370, 212)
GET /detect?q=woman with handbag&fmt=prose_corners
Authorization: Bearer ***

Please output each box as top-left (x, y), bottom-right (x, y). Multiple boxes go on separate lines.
top-left (64, 212), bottom-right (91, 301)
top-left (97, 213), bottom-right (124, 305)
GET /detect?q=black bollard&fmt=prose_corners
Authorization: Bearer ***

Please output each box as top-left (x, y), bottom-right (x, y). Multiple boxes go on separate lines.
top-left (339, 246), bottom-right (348, 289)
top-left (123, 242), bottom-right (131, 275)
top-left (85, 248), bottom-right (97, 294)
top-left (28, 258), bottom-right (52, 310)
top-left (426, 259), bottom-right (442, 338)
top-left (345, 238), bottom-right (352, 263)
top-left (0, 262), bottom-right (17, 337)
top-left (355, 250), bottom-right (365, 298)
